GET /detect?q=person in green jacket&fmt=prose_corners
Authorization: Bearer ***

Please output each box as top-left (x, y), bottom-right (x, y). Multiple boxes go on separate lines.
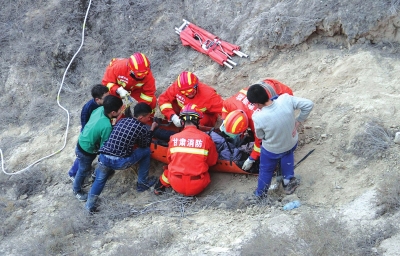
top-left (72, 95), bottom-right (123, 202)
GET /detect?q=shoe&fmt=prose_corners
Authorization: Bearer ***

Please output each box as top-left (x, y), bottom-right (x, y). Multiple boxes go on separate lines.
top-left (137, 176), bottom-right (158, 192)
top-left (73, 190), bottom-right (88, 202)
top-left (69, 176), bottom-right (75, 182)
top-left (253, 190), bottom-right (268, 199)
top-left (153, 179), bottom-right (166, 195)
top-left (283, 177), bottom-right (300, 195)
top-left (86, 206), bottom-right (98, 215)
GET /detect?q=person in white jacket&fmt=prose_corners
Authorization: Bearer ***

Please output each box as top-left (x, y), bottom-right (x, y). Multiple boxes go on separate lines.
top-left (246, 84), bottom-right (314, 198)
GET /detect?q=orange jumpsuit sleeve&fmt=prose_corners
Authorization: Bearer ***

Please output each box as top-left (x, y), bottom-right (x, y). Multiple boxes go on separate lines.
top-left (158, 83), bottom-right (178, 120)
top-left (250, 137), bottom-right (262, 160)
top-left (101, 58), bottom-right (124, 96)
top-left (137, 71), bottom-right (156, 108)
top-left (264, 79), bottom-right (294, 96)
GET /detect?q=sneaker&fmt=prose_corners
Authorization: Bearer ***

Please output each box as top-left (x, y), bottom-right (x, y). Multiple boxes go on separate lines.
top-left (283, 177), bottom-right (300, 195)
top-left (69, 176), bottom-right (75, 182)
top-left (137, 176), bottom-right (158, 192)
top-left (73, 190), bottom-right (88, 202)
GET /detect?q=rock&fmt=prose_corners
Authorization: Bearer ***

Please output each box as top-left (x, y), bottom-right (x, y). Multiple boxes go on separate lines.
top-left (92, 240), bottom-right (102, 248)
top-left (394, 132), bottom-right (400, 144)
top-left (336, 164), bottom-right (346, 170)
top-left (218, 203), bottom-right (227, 209)
top-left (329, 158), bottom-right (336, 163)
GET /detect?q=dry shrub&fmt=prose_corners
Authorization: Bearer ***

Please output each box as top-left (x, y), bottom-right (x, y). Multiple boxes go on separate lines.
top-left (240, 213), bottom-right (357, 256)
top-left (356, 222), bottom-right (397, 256)
top-left (375, 171), bottom-right (400, 216)
top-left (29, 206), bottom-right (93, 255)
top-left (295, 214), bottom-right (356, 255)
top-left (349, 119), bottom-right (393, 161)
top-left (0, 198), bottom-right (27, 237)
top-left (240, 230), bottom-right (292, 256)
top-left (8, 169), bottom-right (47, 199)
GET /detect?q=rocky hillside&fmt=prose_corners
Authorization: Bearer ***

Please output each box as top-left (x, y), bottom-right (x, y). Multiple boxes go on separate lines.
top-left (1, 0), bottom-right (400, 255)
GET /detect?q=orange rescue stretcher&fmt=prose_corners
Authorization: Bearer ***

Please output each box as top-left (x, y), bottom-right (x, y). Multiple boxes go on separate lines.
top-left (175, 19), bottom-right (248, 69)
top-left (148, 117), bottom-right (254, 175)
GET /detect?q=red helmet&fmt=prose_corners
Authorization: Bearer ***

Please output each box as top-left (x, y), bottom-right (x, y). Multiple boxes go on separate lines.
top-left (177, 71), bottom-right (199, 91)
top-left (179, 103), bottom-right (203, 122)
top-left (128, 52), bottom-right (150, 79)
top-left (223, 110), bottom-right (248, 134)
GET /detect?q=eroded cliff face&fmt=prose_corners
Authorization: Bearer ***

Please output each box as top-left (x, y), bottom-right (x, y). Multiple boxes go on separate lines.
top-left (0, 1), bottom-right (398, 127)
top-left (1, 1), bottom-right (400, 255)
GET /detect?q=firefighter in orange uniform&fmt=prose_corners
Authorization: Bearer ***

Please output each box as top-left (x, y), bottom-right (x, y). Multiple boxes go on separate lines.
top-left (154, 103), bottom-right (218, 196)
top-left (101, 52), bottom-right (157, 112)
top-left (158, 71), bottom-right (223, 128)
top-left (221, 78), bottom-right (294, 171)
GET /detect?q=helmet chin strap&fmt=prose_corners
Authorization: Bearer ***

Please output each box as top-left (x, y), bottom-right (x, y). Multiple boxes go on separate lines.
top-left (182, 117), bottom-right (200, 129)
top-left (129, 72), bottom-right (145, 80)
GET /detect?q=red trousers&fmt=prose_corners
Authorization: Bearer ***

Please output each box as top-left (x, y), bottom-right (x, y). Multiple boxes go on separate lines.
top-left (160, 166), bottom-right (211, 196)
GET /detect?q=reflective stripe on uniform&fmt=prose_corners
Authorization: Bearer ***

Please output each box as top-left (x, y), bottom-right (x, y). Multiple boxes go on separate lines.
top-left (222, 107), bottom-right (228, 113)
top-left (135, 83), bottom-right (144, 87)
top-left (160, 103), bottom-right (173, 111)
top-left (106, 83), bottom-right (115, 90)
top-left (239, 89), bottom-right (247, 95)
top-left (170, 147), bottom-right (209, 156)
top-left (253, 144), bottom-right (261, 153)
top-left (117, 80), bottom-right (127, 87)
top-left (199, 107), bottom-right (207, 112)
top-left (161, 173), bottom-right (170, 184)
top-left (140, 93), bottom-right (153, 102)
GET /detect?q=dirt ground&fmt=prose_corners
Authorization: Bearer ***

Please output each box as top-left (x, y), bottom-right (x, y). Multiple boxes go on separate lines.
top-left (1, 0), bottom-right (400, 255)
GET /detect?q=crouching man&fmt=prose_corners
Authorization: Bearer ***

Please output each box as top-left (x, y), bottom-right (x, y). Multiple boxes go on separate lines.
top-left (154, 103), bottom-right (218, 196)
top-left (85, 103), bottom-right (158, 212)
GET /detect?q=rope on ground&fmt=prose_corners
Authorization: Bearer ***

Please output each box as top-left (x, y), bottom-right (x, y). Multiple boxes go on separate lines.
top-left (0, 0), bottom-right (93, 176)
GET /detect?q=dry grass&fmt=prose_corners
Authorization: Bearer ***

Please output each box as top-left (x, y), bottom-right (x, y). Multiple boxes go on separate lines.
top-left (349, 119), bottom-right (394, 161)
top-left (295, 214), bottom-right (356, 255)
top-left (240, 211), bottom-right (398, 256)
top-left (9, 169), bottom-right (47, 199)
top-left (375, 170), bottom-right (400, 216)
top-left (30, 208), bottom-right (93, 255)
top-left (114, 227), bottom-right (175, 255)
top-left (356, 222), bottom-right (397, 255)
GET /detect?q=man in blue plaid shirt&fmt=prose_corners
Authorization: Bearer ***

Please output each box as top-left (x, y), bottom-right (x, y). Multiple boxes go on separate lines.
top-left (85, 103), bottom-right (158, 212)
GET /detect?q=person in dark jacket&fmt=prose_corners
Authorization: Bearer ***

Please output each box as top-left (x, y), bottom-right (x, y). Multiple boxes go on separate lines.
top-left (85, 103), bottom-right (158, 212)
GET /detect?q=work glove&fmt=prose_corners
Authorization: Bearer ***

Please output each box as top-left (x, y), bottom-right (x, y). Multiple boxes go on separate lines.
top-left (116, 87), bottom-right (129, 99)
top-left (242, 157), bottom-right (255, 171)
top-left (171, 114), bottom-right (182, 127)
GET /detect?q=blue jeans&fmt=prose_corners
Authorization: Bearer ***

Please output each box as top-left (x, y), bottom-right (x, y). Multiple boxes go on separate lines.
top-left (86, 147), bottom-right (151, 210)
top-left (256, 144), bottom-right (297, 196)
top-left (72, 146), bottom-right (97, 193)
top-left (145, 124), bottom-right (176, 142)
top-left (68, 158), bottom-right (79, 177)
